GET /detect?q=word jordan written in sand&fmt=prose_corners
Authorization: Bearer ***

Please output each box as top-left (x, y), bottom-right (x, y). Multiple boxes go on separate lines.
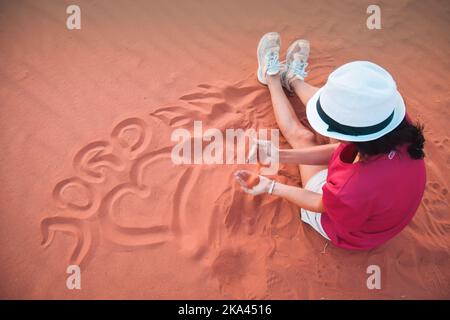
top-left (171, 121), bottom-right (280, 174)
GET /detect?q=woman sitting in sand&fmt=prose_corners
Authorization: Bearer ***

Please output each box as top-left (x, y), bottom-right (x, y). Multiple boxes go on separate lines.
top-left (235, 32), bottom-right (426, 250)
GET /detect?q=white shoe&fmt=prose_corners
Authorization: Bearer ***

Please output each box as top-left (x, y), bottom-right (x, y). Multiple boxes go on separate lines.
top-left (257, 32), bottom-right (281, 85)
top-left (281, 39), bottom-right (310, 91)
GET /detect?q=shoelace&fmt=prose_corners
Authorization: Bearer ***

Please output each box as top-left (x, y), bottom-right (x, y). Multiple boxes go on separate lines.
top-left (291, 59), bottom-right (308, 79)
top-left (266, 51), bottom-right (280, 74)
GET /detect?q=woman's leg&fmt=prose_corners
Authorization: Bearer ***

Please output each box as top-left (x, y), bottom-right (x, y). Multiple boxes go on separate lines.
top-left (267, 75), bottom-right (327, 186)
top-left (291, 79), bottom-right (319, 107)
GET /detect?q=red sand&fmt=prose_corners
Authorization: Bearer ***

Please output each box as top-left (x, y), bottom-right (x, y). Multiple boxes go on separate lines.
top-left (0, 0), bottom-right (449, 299)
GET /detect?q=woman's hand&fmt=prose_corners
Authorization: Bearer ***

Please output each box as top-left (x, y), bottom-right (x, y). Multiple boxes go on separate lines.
top-left (246, 139), bottom-right (279, 165)
top-left (235, 170), bottom-right (324, 212)
top-left (234, 170), bottom-right (274, 195)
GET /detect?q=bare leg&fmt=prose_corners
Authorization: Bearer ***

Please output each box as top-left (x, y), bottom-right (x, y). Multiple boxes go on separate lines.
top-left (291, 79), bottom-right (320, 106)
top-left (267, 75), bottom-right (327, 186)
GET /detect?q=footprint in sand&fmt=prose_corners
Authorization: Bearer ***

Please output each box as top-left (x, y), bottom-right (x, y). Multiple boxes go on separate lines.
top-left (210, 247), bottom-right (259, 298)
top-left (422, 180), bottom-right (449, 222)
top-left (265, 269), bottom-right (297, 299)
top-left (211, 248), bottom-right (249, 284)
top-left (432, 137), bottom-right (449, 151)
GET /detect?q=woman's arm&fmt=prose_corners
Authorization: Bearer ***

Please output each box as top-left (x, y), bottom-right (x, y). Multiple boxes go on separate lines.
top-left (279, 143), bottom-right (339, 165)
top-left (272, 182), bottom-right (324, 212)
top-left (247, 140), bottom-right (339, 166)
top-left (234, 170), bottom-right (325, 212)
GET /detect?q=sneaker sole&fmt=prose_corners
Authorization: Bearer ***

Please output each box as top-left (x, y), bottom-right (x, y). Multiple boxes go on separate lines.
top-left (257, 32), bottom-right (280, 85)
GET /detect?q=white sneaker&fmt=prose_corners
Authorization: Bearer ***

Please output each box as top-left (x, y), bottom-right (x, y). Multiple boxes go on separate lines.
top-left (281, 39), bottom-right (310, 91)
top-left (257, 32), bottom-right (281, 85)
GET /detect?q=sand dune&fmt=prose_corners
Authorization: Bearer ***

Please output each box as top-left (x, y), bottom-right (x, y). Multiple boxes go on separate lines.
top-left (0, 0), bottom-right (449, 299)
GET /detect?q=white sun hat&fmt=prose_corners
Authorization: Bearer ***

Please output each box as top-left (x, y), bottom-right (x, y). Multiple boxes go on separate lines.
top-left (306, 61), bottom-right (406, 142)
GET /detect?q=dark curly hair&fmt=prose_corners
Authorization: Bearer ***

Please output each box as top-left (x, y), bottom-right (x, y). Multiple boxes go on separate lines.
top-left (354, 117), bottom-right (425, 160)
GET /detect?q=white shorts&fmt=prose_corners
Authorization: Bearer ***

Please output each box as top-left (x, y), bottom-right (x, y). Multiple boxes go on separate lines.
top-left (300, 169), bottom-right (331, 240)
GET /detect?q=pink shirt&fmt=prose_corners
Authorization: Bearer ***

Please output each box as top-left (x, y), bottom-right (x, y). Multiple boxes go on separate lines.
top-left (321, 142), bottom-right (426, 250)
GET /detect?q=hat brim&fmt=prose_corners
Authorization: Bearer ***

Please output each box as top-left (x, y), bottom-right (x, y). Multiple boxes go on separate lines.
top-left (306, 87), bottom-right (406, 142)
